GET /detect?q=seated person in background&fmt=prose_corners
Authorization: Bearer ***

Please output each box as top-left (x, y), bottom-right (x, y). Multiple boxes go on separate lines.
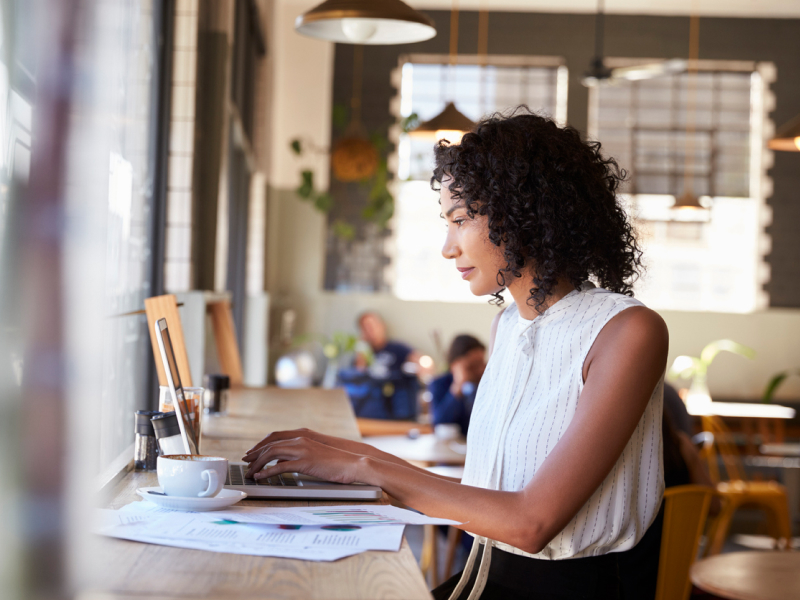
top-left (337, 311), bottom-right (421, 420)
top-left (429, 335), bottom-right (486, 436)
top-left (661, 382), bottom-right (721, 513)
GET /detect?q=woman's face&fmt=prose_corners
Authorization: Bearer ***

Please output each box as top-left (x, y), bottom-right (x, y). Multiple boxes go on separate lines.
top-left (440, 180), bottom-right (507, 298)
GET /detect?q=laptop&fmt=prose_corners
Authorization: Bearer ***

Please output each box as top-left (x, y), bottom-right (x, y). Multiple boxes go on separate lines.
top-left (154, 318), bottom-right (382, 500)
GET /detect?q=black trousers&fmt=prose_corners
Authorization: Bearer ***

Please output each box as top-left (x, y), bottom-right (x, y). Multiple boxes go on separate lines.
top-left (433, 507), bottom-right (663, 600)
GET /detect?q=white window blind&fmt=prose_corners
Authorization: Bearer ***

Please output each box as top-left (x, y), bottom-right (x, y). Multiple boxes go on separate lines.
top-left (590, 62), bottom-right (772, 313)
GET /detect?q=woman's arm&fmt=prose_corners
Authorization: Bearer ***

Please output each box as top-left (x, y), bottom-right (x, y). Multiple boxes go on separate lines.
top-left (246, 307), bottom-right (667, 553)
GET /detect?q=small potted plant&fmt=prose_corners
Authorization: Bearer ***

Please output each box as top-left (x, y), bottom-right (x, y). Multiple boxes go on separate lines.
top-left (668, 339), bottom-right (755, 414)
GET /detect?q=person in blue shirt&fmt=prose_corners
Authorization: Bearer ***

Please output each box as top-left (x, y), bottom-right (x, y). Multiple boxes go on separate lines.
top-left (338, 311), bottom-right (422, 419)
top-left (429, 335), bottom-right (487, 436)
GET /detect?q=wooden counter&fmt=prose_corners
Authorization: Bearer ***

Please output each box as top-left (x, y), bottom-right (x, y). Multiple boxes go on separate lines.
top-left (89, 387), bottom-right (432, 599)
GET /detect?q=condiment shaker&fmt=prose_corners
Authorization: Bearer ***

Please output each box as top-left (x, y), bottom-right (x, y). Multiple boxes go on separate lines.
top-left (134, 410), bottom-right (162, 471)
top-left (151, 411), bottom-right (186, 455)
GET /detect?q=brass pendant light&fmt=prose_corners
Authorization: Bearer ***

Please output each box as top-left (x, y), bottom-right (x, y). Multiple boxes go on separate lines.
top-left (331, 45), bottom-right (379, 182)
top-left (768, 113), bottom-right (800, 152)
top-left (295, 0), bottom-right (436, 45)
top-left (409, 0), bottom-right (475, 142)
top-left (672, 11), bottom-right (708, 216)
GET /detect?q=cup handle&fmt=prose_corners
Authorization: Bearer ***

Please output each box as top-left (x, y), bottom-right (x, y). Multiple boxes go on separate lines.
top-left (198, 469), bottom-right (219, 498)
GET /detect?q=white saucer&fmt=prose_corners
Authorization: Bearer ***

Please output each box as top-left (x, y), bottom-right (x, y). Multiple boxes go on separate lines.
top-left (137, 487), bottom-right (247, 512)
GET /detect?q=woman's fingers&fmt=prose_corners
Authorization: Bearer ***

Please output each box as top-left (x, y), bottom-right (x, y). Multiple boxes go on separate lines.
top-left (244, 438), bottom-right (307, 478)
top-left (243, 428), bottom-right (313, 458)
top-left (257, 459), bottom-right (309, 480)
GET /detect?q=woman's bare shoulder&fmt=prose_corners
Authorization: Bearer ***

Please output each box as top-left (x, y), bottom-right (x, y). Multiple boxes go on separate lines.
top-left (584, 305), bottom-right (669, 381)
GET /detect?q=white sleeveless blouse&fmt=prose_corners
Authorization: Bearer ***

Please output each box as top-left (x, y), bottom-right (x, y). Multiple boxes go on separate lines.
top-left (461, 284), bottom-right (664, 560)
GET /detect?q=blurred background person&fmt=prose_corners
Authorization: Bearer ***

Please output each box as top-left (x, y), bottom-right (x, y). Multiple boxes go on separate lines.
top-left (429, 335), bottom-right (487, 436)
top-left (338, 311), bottom-right (423, 420)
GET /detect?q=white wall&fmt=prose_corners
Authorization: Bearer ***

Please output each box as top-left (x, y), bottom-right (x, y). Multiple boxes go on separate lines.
top-left (266, 0), bottom-right (800, 401)
top-left (268, 0), bottom-right (333, 190)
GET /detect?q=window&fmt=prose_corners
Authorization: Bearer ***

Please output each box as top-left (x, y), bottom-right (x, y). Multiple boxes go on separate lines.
top-left (392, 55), bottom-right (567, 303)
top-left (590, 60), bottom-right (773, 313)
top-left (88, 0), bottom-right (166, 472)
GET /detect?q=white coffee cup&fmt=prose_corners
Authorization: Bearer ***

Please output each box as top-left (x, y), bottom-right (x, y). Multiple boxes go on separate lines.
top-left (157, 455), bottom-right (228, 498)
top-left (434, 423), bottom-right (461, 441)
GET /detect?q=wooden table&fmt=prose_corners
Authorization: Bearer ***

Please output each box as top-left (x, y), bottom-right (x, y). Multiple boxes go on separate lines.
top-left (690, 551), bottom-right (800, 600)
top-left (686, 401), bottom-right (795, 419)
top-left (89, 387), bottom-right (431, 599)
top-left (364, 434), bottom-right (467, 467)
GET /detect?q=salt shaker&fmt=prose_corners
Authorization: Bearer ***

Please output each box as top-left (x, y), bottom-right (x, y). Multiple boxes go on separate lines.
top-left (203, 374), bottom-right (230, 415)
top-left (151, 411), bottom-right (186, 455)
top-left (134, 410), bottom-right (162, 471)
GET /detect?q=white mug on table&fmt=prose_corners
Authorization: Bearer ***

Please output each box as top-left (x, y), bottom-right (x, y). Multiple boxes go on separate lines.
top-left (157, 455), bottom-right (228, 498)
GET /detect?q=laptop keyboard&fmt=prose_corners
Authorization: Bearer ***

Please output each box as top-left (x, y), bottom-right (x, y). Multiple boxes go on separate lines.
top-left (226, 464), bottom-right (298, 487)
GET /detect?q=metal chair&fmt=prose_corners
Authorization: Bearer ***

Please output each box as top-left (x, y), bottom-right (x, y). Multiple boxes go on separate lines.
top-left (699, 415), bottom-right (792, 555)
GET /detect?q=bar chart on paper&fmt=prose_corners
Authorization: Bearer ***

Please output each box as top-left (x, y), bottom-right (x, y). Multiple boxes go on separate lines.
top-left (309, 508), bottom-right (406, 525)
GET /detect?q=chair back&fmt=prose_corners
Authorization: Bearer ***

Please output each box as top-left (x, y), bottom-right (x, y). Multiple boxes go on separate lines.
top-left (655, 485), bottom-right (714, 600)
top-left (700, 415), bottom-right (745, 483)
top-left (208, 299), bottom-right (243, 388)
top-left (144, 294), bottom-right (193, 387)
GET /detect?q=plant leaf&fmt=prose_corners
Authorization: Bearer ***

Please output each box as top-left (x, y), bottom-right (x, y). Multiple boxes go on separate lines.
top-left (290, 139), bottom-right (302, 155)
top-left (761, 368), bottom-right (800, 403)
top-left (297, 170), bottom-right (315, 199)
top-left (332, 219), bottom-right (356, 241)
top-left (400, 112), bottom-right (420, 133)
top-left (699, 339), bottom-right (756, 367)
top-left (313, 192), bottom-right (333, 212)
top-left (332, 103), bottom-right (349, 131)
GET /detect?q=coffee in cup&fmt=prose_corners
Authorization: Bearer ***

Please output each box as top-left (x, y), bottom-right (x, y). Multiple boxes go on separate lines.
top-left (157, 454), bottom-right (228, 498)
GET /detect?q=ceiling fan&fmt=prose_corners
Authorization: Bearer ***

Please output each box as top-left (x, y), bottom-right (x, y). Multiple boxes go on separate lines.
top-left (582, 0), bottom-right (688, 87)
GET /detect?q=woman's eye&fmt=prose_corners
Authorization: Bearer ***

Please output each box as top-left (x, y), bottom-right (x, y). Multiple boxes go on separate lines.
top-left (454, 219), bottom-right (465, 228)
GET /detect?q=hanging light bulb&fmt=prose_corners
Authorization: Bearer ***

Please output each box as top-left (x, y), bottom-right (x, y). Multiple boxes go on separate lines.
top-left (409, 1), bottom-right (475, 141)
top-left (295, 0), bottom-right (436, 45)
top-left (768, 113), bottom-right (800, 152)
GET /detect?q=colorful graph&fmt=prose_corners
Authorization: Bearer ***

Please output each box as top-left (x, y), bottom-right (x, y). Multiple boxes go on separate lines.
top-left (309, 509), bottom-right (404, 525)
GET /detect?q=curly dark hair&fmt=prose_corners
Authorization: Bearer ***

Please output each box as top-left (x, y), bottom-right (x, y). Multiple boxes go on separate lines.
top-left (431, 107), bottom-right (643, 310)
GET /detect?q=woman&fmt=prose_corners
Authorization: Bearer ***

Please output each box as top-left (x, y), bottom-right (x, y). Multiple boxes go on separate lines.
top-left (244, 109), bottom-right (668, 599)
top-left (430, 334), bottom-right (487, 436)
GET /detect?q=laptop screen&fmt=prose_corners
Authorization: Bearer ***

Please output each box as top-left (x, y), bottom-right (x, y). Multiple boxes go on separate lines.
top-left (155, 318), bottom-right (199, 454)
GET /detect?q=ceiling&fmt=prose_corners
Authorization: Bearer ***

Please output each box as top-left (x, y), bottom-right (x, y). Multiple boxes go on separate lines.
top-left (408, 1), bottom-right (800, 19)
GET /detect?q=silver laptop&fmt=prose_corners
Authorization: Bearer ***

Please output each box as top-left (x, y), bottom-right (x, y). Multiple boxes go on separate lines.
top-left (154, 318), bottom-right (382, 500)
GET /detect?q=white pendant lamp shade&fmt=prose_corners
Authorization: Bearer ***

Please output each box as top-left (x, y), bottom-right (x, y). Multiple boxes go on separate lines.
top-left (295, 0), bottom-right (437, 45)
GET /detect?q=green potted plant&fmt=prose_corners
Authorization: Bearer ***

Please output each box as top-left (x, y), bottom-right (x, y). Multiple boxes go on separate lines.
top-left (668, 339), bottom-right (755, 414)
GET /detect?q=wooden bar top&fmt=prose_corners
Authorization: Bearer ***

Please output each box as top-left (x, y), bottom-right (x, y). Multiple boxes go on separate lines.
top-left (89, 387), bottom-right (432, 600)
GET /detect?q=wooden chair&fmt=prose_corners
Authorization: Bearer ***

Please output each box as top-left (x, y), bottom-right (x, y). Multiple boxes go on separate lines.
top-left (144, 294), bottom-right (193, 386)
top-left (655, 485), bottom-right (714, 600)
top-left (207, 299), bottom-right (244, 388)
top-left (699, 415), bottom-right (792, 555)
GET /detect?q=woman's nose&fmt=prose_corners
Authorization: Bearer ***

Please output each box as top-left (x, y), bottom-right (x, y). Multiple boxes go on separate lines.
top-left (442, 230), bottom-right (460, 260)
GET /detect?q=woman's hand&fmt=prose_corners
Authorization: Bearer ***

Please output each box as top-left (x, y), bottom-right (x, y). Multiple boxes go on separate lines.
top-left (242, 428), bottom-right (378, 464)
top-left (242, 435), bottom-right (371, 484)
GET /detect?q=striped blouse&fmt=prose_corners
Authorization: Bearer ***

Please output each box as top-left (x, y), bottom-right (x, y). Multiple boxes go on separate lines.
top-left (461, 283), bottom-right (664, 561)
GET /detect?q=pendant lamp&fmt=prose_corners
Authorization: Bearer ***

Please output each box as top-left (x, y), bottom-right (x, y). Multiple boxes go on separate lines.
top-left (409, 1), bottom-right (475, 142)
top-left (768, 113), bottom-right (800, 152)
top-left (409, 102), bottom-right (475, 141)
top-left (295, 0), bottom-right (436, 45)
top-left (672, 12), bottom-right (709, 218)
